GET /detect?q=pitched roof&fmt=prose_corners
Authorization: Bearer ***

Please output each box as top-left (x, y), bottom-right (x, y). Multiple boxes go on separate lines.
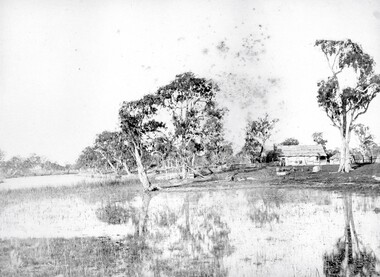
top-left (278, 145), bottom-right (327, 157)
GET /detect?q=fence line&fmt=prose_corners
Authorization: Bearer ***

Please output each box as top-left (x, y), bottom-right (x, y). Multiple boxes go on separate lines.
top-left (353, 156), bottom-right (377, 164)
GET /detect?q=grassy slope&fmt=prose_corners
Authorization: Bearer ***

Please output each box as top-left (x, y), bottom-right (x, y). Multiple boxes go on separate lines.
top-left (1, 164), bottom-right (379, 200)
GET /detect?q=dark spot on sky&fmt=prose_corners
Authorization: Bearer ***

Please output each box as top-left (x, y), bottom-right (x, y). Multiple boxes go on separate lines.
top-left (78, 68), bottom-right (81, 70)
top-left (177, 37), bottom-right (185, 41)
top-left (259, 24), bottom-right (262, 27)
top-left (267, 78), bottom-right (279, 85)
top-left (373, 11), bottom-right (380, 19)
top-left (202, 48), bottom-right (209, 55)
top-left (216, 41), bottom-right (229, 53)
top-left (116, 29), bottom-right (120, 34)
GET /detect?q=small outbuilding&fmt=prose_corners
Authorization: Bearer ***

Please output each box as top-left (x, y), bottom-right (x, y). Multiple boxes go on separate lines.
top-left (278, 145), bottom-right (327, 166)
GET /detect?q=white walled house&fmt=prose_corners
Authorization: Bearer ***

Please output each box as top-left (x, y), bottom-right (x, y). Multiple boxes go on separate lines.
top-left (278, 145), bottom-right (327, 166)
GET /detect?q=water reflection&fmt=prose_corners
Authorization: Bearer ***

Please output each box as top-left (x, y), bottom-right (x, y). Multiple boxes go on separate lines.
top-left (147, 192), bottom-right (233, 276)
top-left (323, 193), bottom-right (380, 277)
top-left (246, 190), bottom-right (283, 227)
top-left (1, 188), bottom-right (380, 276)
top-left (94, 191), bottom-right (233, 276)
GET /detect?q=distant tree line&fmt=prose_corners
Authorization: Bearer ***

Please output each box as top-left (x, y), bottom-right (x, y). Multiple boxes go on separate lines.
top-left (0, 152), bottom-right (71, 179)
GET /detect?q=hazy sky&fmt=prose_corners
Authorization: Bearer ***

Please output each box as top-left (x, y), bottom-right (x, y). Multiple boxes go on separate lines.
top-left (1, 0), bottom-right (380, 164)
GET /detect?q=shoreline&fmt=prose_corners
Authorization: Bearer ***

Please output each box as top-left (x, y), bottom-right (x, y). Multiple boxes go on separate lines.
top-left (1, 163), bottom-right (380, 194)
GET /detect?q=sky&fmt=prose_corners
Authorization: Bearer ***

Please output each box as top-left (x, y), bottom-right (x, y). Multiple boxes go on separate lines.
top-left (1, 0), bottom-right (380, 164)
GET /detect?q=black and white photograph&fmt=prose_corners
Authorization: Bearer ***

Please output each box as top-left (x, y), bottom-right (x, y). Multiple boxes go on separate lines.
top-left (1, 0), bottom-right (380, 276)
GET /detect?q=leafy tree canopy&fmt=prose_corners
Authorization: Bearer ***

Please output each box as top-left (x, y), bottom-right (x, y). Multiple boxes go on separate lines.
top-left (280, 138), bottom-right (299, 146)
top-left (243, 114), bottom-right (278, 163)
top-left (353, 124), bottom-right (377, 157)
top-left (156, 72), bottom-right (224, 171)
top-left (312, 132), bottom-right (328, 153)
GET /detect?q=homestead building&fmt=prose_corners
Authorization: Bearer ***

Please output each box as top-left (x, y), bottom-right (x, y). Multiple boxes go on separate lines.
top-left (278, 145), bottom-right (327, 166)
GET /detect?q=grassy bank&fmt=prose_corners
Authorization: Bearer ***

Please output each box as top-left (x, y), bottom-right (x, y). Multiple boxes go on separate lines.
top-left (276, 164), bottom-right (380, 184)
top-left (1, 164), bottom-right (379, 200)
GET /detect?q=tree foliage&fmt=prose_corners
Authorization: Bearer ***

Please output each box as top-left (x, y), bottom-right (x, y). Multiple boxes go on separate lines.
top-left (76, 146), bottom-right (106, 172)
top-left (312, 132), bottom-right (328, 150)
top-left (201, 106), bottom-right (232, 165)
top-left (315, 39), bottom-right (380, 172)
top-left (353, 124), bottom-right (377, 158)
top-left (1, 153), bottom-right (66, 177)
top-left (312, 132), bottom-right (332, 159)
top-left (242, 114), bottom-right (278, 163)
top-left (76, 132), bottom-right (135, 174)
top-left (94, 131), bottom-right (134, 174)
top-left (280, 138), bottom-right (299, 146)
top-left (119, 93), bottom-right (165, 190)
top-left (156, 72), bottom-right (224, 175)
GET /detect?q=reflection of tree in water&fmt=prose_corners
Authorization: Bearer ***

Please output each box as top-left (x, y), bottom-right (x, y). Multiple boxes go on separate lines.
top-left (149, 193), bottom-right (234, 277)
top-left (246, 189), bottom-right (283, 228)
top-left (323, 193), bottom-right (380, 277)
top-left (95, 191), bottom-right (139, 225)
top-left (3, 192), bottom-right (234, 276)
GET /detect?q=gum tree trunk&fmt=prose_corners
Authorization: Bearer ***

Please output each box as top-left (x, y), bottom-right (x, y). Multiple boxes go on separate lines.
top-left (181, 162), bottom-right (187, 179)
top-left (338, 108), bottom-right (352, 173)
top-left (122, 162), bottom-right (131, 176)
top-left (133, 143), bottom-right (153, 191)
top-left (338, 132), bottom-right (352, 173)
top-left (96, 150), bottom-right (119, 174)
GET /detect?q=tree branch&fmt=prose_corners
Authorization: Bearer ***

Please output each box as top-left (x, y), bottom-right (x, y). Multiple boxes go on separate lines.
top-left (353, 101), bottom-right (371, 122)
top-left (325, 109), bottom-right (341, 128)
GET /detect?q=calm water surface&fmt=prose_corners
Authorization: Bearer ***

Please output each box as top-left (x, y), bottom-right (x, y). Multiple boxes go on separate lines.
top-left (0, 182), bottom-right (380, 276)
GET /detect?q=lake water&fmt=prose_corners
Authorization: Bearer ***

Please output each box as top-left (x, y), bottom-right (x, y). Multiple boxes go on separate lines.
top-left (0, 180), bottom-right (380, 276)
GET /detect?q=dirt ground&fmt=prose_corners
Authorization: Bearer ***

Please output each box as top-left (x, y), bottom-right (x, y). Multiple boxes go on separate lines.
top-left (159, 163), bottom-right (380, 193)
top-left (1, 163), bottom-right (379, 196)
top-left (275, 163), bottom-right (380, 184)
